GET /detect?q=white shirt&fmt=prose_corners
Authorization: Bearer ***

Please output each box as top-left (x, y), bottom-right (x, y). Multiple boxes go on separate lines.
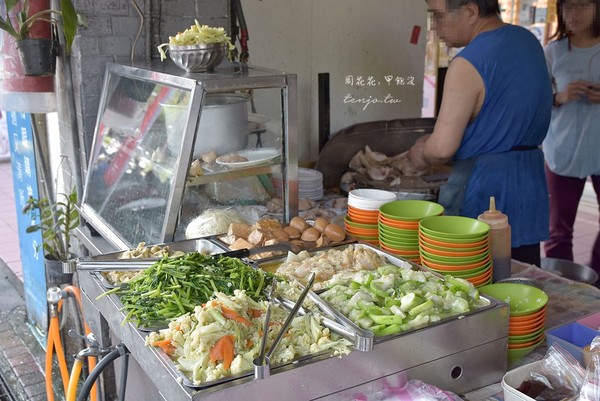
top-left (543, 39), bottom-right (600, 178)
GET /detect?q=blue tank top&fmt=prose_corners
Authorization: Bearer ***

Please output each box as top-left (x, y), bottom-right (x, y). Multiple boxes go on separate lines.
top-left (442, 25), bottom-right (552, 247)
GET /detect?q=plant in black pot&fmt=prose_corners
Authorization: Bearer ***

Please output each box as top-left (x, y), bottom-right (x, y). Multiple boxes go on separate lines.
top-left (0, 0), bottom-right (78, 76)
top-left (23, 187), bottom-right (79, 285)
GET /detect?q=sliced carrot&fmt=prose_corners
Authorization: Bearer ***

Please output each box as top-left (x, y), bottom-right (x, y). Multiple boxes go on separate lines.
top-left (220, 306), bottom-right (252, 327)
top-left (151, 339), bottom-right (176, 356)
top-left (209, 335), bottom-right (235, 369)
top-left (249, 308), bottom-right (263, 318)
top-left (246, 339), bottom-right (254, 349)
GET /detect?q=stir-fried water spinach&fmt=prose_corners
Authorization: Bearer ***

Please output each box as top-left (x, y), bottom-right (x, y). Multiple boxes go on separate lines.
top-left (99, 252), bottom-right (277, 327)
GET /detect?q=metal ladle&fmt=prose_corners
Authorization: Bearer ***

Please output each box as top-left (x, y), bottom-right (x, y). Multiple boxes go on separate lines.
top-left (253, 272), bottom-right (316, 380)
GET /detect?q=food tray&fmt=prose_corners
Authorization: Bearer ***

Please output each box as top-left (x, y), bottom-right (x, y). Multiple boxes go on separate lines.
top-left (256, 242), bottom-right (494, 341)
top-left (154, 345), bottom-right (331, 390)
top-left (94, 272), bottom-right (123, 289)
top-left (88, 243), bottom-right (278, 332)
top-left (88, 237), bottom-right (229, 289)
top-left (90, 237), bottom-right (228, 261)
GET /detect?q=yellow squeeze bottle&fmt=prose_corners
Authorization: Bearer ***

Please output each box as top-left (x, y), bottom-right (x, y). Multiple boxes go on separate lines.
top-left (477, 196), bottom-right (511, 282)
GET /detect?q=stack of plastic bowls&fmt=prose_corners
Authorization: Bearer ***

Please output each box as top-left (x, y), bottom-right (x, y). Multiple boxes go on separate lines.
top-left (345, 189), bottom-right (396, 246)
top-left (418, 216), bottom-right (492, 287)
top-left (479, 283), bottom-right (548, 364)
top-left (298, 168), bottom-right (324, 200)
top-left (378, 200), bottom-right (445, 263)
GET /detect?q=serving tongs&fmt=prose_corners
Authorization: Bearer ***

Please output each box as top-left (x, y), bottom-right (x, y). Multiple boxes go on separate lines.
top-left (76, 258), bottom-right (160, 271)
top-left (75, 242), bottom-right (302, 272)
top-left (253, 272), bottom-right (315, 380)
top-left (277, 290), bottom-right (374, 351)
top-left (277, 291), bottom-right (374, 352)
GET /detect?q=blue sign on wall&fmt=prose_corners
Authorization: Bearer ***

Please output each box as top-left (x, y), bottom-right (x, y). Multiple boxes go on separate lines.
top-left (6, 111), bottom-right (47, 332)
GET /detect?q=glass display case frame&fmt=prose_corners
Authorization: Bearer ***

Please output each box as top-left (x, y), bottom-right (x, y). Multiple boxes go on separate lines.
top-left (80, 61), bottom-right (298, 250)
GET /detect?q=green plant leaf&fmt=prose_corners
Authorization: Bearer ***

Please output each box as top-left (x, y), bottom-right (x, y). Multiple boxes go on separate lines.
top-left (0, 17), bottom-right (18, 39)
top-left (5, 0), bottom-right (20, 12)
top-left (21, 188), bottom-right (79, 261)
top-left (60, 0), bottom-right (77, 54)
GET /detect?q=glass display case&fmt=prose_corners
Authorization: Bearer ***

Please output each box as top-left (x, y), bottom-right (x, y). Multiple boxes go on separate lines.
top-left (80, 61), bottom-right (298, 250)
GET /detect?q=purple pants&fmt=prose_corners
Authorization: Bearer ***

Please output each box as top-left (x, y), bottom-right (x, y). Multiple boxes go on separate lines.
top-left (544, 164), bottom-right (600, 275)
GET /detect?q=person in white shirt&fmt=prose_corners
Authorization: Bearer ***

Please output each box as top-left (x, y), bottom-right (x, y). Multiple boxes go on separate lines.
top-left (543, 0), bottom-right (600, 282)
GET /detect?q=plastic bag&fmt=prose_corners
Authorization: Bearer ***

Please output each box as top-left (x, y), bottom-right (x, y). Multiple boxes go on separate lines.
top-left (578, 335), bottom-right (600, 401)
top-left (352, 379), bottom-right (463, 401)
top-left (517, 342), bottom-right (585, 400)
top-left (391, 380), bottom-right (463, 401)
top-left (185, 207), bottom-right (247, 238)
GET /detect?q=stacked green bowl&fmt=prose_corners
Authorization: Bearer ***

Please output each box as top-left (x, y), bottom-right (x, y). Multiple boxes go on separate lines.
top-left (418, 216), bottom-right (492, 287)
top-left (479, 283), bottom-right (549, 364)
top-left (377, 200), bottom-right (444, 263)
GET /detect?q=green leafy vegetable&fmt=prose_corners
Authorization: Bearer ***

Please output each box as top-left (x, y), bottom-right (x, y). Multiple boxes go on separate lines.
top-left (99, 252), bottom-right (276, 327)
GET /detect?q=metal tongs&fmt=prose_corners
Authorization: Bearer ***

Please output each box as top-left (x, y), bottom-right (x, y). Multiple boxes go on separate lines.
top-left (306, 290), bottom-right (374, 352)
top-left (253, 273), bottom-right (316, 380)
top-left (275, 292), bottom-right (374, 352)
top-left (75, 257), bottom-right (159, 271)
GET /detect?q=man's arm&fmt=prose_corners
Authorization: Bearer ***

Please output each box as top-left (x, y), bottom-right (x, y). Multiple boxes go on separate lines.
top-left (408, 56), bottom-right (484, 168)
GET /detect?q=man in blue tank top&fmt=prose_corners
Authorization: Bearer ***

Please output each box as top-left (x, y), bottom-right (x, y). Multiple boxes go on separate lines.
top-left (408, 0), bottom-right (553, 266)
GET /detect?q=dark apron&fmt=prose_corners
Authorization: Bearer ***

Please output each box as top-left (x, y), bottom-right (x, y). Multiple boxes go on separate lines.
top-left (438, 145), bottom-right (538, 216)
top-left (437, 158), bottom-right (476, 216)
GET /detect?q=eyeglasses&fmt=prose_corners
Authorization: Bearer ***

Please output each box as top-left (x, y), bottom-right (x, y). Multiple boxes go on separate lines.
top-left (428, 8), bottom-right (458, 22)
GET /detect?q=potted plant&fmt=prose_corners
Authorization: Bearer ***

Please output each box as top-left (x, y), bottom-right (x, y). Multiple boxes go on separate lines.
top-left (0, 0), bottom-right (78, 76)
top-left (23, 187), bottom-right (79, 285)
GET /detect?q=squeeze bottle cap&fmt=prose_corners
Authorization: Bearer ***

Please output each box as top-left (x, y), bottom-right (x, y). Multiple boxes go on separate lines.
top-left (477, 196), bottom-right (509, 228)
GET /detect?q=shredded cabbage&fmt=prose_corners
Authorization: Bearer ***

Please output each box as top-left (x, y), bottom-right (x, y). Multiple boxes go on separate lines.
top-left (157, 20), bottom-right (235, 61)
top-left (146, 289), bottom-right (352, 385)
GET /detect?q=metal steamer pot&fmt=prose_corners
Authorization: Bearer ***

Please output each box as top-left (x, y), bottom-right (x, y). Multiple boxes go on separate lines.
top-left (195, 93), bottom-right (250, 156)
top-left (164, 93), bottom-right (250, 157)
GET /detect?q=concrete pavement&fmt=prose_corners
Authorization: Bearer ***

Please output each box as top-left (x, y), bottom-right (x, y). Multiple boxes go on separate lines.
top-left (0, 260), bottom-right (46, 401)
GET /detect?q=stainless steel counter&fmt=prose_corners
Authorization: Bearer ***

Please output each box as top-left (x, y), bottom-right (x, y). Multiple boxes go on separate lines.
top-left (78, 243), bottom-right (510, 401)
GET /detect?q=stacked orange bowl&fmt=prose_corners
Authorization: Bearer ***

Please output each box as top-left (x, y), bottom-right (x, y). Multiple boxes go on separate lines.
top-left (378, 200), bottom-right (445, 263)
top-left (418, 216), bottom-right (493, 287)
top-left (479, 283), bottom-right (549, 363)
top-left (345, 189), bottom-right (397, 246)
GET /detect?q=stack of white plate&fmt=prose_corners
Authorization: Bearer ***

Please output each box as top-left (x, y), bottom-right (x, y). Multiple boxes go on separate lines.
top-left (298, 168), bottom-right (323, 200)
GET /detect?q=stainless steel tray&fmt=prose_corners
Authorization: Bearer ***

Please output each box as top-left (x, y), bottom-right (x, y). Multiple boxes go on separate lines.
top-left (89, 237), bottom-right (228, 261)
top-left (82, 237), bottom-right (229, 289)
top-left (255, 242), bottom-right (494, 341)
top-left (153, 327), bottom-right (337, 390)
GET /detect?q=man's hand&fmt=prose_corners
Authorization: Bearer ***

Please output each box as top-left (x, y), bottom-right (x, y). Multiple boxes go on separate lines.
top-left (407, 140), bottom-right (430, 172)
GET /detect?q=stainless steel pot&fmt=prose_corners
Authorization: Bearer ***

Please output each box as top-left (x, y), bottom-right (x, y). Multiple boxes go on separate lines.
top-left (163, 93), bottom-right (250, 158)
top-left (195, 93), bottom-right (249, 157)
top-left (540, 257), bottom-right (599, 284)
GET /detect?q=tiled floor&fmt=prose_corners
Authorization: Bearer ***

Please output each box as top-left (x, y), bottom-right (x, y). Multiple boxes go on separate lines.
top-left (0, 160), bottom-right (598, 282)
